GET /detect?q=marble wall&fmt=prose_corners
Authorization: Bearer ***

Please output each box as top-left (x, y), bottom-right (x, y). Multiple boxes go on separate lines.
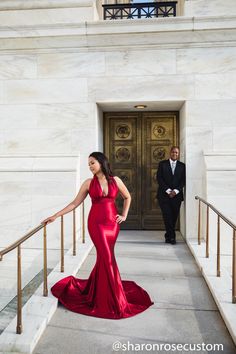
top-left (0, 0), bottom-right (98, 25)
top-left (184, 0), bottom-right (236, 17)
top-left (0, 4), bottom-right (235, 259)
top-left (203, 152), bottom-right (236, 255)
top-left (0, 156), bottom-right (80, 250)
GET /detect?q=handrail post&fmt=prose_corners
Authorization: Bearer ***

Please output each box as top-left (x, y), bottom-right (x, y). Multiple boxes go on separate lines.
top-left (233, 229), bottom-right (236, 303)
top-left (217, 215), bottom-right (221, 277)
top-left (16, 245), bottom-right (22, 334)
top-left (206, 205), bottom-right (209, 258)
top-left (198, 199), bottom-right (201, 245)
top-left (82, 202), bottom-right (85, 243)
top-left (61, 215), bottom-right (64, 272)
top-left (43, 224), bottom-right (48, 296)
top-left (73, 209), bottom-right (76, 256)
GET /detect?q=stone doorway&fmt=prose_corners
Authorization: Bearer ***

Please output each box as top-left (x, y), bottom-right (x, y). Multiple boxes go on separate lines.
top-left (104, 111), bottom-right (179, 229)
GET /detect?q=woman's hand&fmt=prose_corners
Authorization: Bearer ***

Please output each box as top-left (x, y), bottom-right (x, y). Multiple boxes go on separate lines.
top-left (116, 214), bottom-right (126, 224)
top-left (41, 215), bottom-right (57, 225)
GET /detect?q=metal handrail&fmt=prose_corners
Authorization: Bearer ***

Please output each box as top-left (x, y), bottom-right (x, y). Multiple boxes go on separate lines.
top-left (195, 196), bottom-right (236, 229)
top-left (0, 224), bottom-right (44, 260)
top-left (195, 196), bottom-right (236, 303)
top-left (0, 202), bottom-right (86, 334)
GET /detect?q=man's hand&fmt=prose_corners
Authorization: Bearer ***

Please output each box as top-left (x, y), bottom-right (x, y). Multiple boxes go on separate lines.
top-left (169, 190), bottom-right (176, 198)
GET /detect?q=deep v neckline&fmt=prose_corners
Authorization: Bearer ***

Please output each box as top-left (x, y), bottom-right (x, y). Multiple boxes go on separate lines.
top-left (96, 175), bottom-right (109, 197)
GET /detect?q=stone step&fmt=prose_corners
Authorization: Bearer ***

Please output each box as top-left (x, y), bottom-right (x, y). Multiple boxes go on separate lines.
top-left (0, 267), bottom-right (53, 335)
top-left (33, 231), bottom-right (236, 354)
top-left (187, 238), bottom-right (236, 346)
top-left (0, 248), bottom-right (67, 311)
top-left (0, 235), bottom-right (93, 353)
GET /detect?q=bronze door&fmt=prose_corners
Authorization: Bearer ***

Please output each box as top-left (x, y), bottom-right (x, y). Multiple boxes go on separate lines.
top-left (104, 112), bottom-right (179, 230)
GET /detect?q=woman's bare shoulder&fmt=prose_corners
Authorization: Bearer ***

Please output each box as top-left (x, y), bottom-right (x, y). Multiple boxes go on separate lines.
top-left (113, 176), bottom-right (123, 184)
top-left (85, 177), bottom-right (93, 182)
top-left (83, 178), bottom-right (93, 189)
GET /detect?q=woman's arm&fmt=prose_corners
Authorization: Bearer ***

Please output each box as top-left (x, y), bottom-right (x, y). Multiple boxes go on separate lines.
top-left (41, 178), bottom-right (91, 224)
top-left (114, 176), bottom-right (131, 224)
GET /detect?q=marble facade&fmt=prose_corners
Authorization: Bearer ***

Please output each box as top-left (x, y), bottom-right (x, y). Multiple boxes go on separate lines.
top-left (0, 0), bottom-right (236, 319)
top-left (184, 0), bottom-right (236, 17)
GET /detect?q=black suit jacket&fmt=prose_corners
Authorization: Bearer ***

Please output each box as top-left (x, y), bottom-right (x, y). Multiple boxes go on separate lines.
top-left (156, 159), bottom-right (186, 201)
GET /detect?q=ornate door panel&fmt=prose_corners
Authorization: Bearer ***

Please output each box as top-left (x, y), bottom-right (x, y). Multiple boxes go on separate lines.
top-left (104, 112), bottom-right (178, 230)
top-left (104, 113), bottom-right (142, 229)
top-left (141, 112), bottom-right (178, 229)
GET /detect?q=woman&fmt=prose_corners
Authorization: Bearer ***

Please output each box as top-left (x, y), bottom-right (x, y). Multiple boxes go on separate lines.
top-left (41, 152), bottom-right (154, 319)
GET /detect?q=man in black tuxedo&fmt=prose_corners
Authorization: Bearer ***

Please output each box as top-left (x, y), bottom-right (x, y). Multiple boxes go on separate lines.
top-left (156, 146), bottom-right (185, 244)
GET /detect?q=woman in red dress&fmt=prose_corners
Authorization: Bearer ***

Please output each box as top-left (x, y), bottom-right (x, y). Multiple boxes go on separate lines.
top-left (41, 152), bottom-right (154, 319)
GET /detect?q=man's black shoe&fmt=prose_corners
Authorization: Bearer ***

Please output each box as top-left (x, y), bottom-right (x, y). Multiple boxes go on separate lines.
top-left (165, 238), bottom-right (171, 243)
top-left (170, 239), bottom-right (176, 244)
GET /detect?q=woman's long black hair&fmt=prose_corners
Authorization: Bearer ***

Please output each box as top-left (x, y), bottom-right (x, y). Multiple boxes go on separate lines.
top-left (89, 152), bottom-right (113, 183)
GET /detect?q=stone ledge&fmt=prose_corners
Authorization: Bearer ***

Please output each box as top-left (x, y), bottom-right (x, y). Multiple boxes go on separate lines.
top-left (0, 17), bottom-right (235, 51)
top-left (0, 14), bottom-right (236, 33)
top-left (0, 235), bottom-right (94, 353)
top-left (204, 151), bottom-right (236, 171)
top-left (0, 0), bottom-right (94, 11)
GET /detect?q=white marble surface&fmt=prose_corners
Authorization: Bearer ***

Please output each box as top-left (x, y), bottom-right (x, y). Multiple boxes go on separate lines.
top-left (184, 0), bottom-right (236, 17)
top-left (213, 128), bottom-right (236, 150)
top-left (202, 151), bottom-right (236, 254)
top-left (37, 52), bottom-right (105, 78)
top-left (177, 47), bottom-right (236, 74)
top-left (0, 156), bottom-right (79, 250)
top-left (1, 129), bottom-right (72, 154)
top-left (204, 151), bottom-right (236, 170)
top-left (195, 73), bottom-right (236, 100)
top-left (0, 0), bottom-right (95, 10)
top-left (0, 8), bottom-right (93, 26)
top-left (185, 178), bottom-right (204, 238)
top-left (0, 54), bottom-right (37, 79)
top-left (0, 1), bottom-right (98, 26)
top-left (2, 78), bottom-right (88, 104)
top-left (0, 103), bottom-right (94, 130)
top-left (105, 49), bottom-right (176, 76)
top-left (88, 75), bottom-right (195, 101)
top-left (185, 100), bottom-right (236, 127)
top-left (0, 15), bottom-right (235, 48)
top-left (186, 126), bottom-right (213, 158)
top-left (0, 104), bottom-right (38, 129)
top-left (36, 103), bottom-right (95, 129)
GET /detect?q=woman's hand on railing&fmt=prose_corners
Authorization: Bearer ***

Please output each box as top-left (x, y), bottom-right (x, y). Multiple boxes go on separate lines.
top-left (41, 215), bottom-right (57, 225)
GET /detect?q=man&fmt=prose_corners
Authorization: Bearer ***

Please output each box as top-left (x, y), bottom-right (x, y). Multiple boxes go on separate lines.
top-left (156, 146), bottom-right (186, 244)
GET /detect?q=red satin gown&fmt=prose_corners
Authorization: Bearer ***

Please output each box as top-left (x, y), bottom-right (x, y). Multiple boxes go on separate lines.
top-left (51, 175), bottom-right (154, 319)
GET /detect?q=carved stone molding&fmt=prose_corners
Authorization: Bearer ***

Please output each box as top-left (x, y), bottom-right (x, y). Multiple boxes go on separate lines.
top-left (0, 0), bottom-right (94, 11)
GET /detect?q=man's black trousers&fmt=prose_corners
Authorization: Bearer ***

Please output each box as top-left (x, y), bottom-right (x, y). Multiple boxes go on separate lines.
top-left (158, 197), bottom-right (182, 240)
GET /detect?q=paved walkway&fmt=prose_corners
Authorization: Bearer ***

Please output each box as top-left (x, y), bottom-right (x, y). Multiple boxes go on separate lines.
top-left (33, 231), bottom-right (236, 354)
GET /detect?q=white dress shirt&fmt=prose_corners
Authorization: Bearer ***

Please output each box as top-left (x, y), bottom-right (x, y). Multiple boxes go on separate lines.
top-left (166, 159), bottom-right (179, 195)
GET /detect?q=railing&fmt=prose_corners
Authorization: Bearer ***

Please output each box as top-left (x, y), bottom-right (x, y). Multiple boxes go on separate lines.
top-left (102, 1), bottom-right (177, 20)
top-left (195, 196), bottom-right (236, 304)
top-left (0, 202), bottom-right (86, 334)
